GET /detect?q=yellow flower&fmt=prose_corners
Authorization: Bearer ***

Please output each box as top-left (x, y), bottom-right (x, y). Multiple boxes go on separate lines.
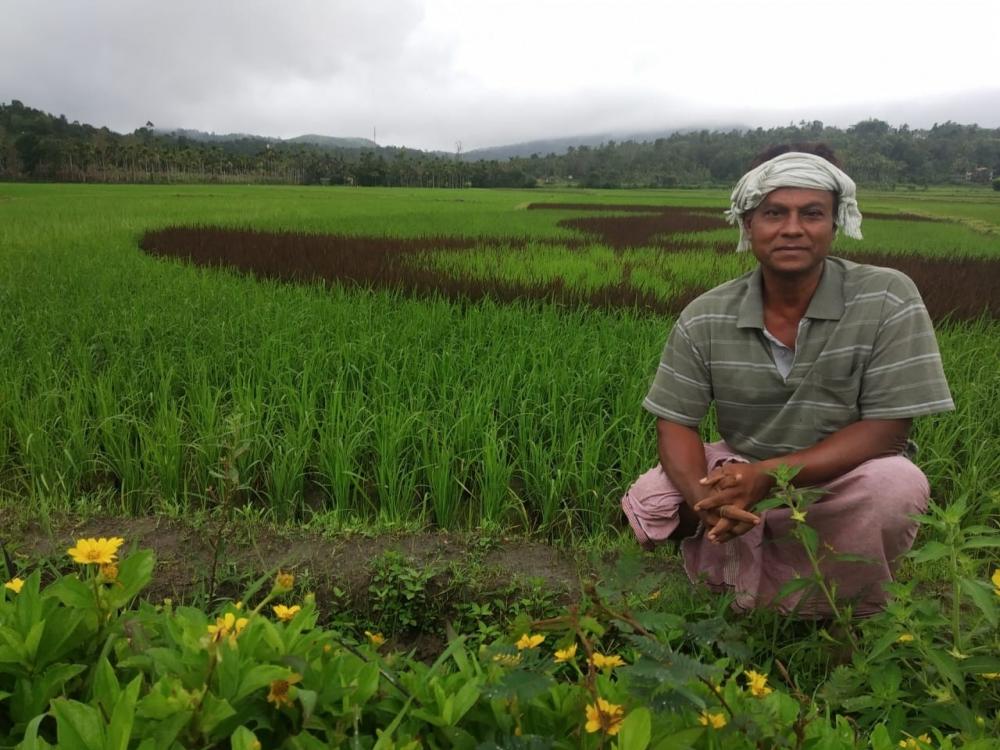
top-left (897, 633), bottom-right (915, 643)
top-left (590, 652), bottom-right (626, 669)
top-left (207, 612), bottom-right (250, 644)
top-left (979, 673), bottom-right (1000, 679)
top-left (554, 643), bottom-right (578, 663)
top-left (274, 571), bottom-right (295, 591)
top-left (898, 733), bottom-right (932, 749)
top-left (515, 633), bottom-right (545, 650)
top-left (272, 604), bottom-right (301, 622)
top-left (4, 577), bottom-right (24, 594)
top-left (99, 563), bottom-right (118, 581)
top-left (492, 653), bottom-right (522, 667)
top-left (266, 673), bottom-right (302, 708)
top-left (744, 670), bottom-right (774, 697)
top-left (234, 600), bottom-right (244, 610)
top-left (584, 698), bottom-right (625, 736)
top-left (67, 537), bottom-right (124, 565)
top-left (698, 710), bottom-right (727, 729)
top-left (790, 509), bottom-right (807, 523)
top-left (992, 569), bottom-right (1000, 597)
top-left (928, 684), bottom-right (953, 703)
top-left (365, 630), bottom-right (386, 647)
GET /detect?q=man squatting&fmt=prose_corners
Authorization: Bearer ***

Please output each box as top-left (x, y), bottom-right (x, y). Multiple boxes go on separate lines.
top-left (621, 146), bottom-right (954, 617)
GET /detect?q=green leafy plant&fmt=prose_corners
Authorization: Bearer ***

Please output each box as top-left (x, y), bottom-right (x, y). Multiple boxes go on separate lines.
top-left (367, 550), bottom-right (438, 634)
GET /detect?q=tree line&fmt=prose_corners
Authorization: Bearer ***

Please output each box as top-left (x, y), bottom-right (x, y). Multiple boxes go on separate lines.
top-left (2, 100), bottom-right (998, 188)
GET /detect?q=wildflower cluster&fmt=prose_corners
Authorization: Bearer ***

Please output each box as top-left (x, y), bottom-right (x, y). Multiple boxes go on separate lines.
top-left (515, 632), bottom-right (545, 650)
top-left (67, 537), bottom-right (124, 565)
top-left (266, 673), bottom-right (302, 708)
top-left (584, 697), bottom-right (625, 736)
top-left (744, 669), bottom-right (774, 698)
top-left (207, 611), bottom-right (249, 646)
top-left (898, 733), bottom-right (933, 749)
top-left (553, 643), bottom-right (577, 662)
top-left (699, 710), bottom-right (727, 729)
top-left (590, 652), bottom-right (626, 670)
top-left (272, 604), bottom-right (300, 622)
top-left (1, 536), bottom-right (994, 747)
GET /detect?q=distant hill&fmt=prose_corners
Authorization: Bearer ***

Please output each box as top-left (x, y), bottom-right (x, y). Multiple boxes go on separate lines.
top-left (4, 99), bottom-right (998, 188)
top-left (463, 124), bottom-right (747, 161)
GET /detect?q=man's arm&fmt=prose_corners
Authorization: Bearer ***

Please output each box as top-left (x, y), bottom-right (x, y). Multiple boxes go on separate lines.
top-left (657, 419), bottom-right (709, 507)
top-left (657, 419), bottom-right (759, 536)
top-left (758, 417), bottom-right (911, 485)
top-left (695, 418), bottom-right (912, 542)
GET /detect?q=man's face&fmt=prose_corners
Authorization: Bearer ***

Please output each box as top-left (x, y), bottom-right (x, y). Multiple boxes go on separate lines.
top-left (743, 187), bottom-right (836, 278)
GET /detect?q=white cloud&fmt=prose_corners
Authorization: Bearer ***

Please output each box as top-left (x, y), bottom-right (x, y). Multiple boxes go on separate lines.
top-left (2, 0), bottom-right (998, 150)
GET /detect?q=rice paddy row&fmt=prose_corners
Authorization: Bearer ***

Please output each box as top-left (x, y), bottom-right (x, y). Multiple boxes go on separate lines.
top-left (1, 183), bottom-right (998, 544)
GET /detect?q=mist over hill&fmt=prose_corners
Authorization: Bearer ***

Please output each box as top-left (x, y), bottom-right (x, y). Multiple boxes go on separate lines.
top-left (461, 125), bottom-right (747, 161)
top-left (286, 134), bottom-right (376, 149)
top-left (153, 128), bottom-right (375, 150)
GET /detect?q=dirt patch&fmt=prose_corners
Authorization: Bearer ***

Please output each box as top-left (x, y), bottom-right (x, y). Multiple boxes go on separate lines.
top-left (1, 511), bottom-right (586, 609)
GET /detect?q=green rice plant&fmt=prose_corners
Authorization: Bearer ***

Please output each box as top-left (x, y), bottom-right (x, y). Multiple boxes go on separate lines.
top-left (316, 390), bottom-right (372, 519)
top-left (184, 366), bottom-right (226, 504)
top-left (418, 423), bottom-right (465, 530)
top-left (92, 373), bottom-right (144, 513)
top-left (371, 405), bottom-right (421, 525)
top-left (0, 183), bottom-right (997, 549)
top-left (138, 375), bottom-right (186, 510)
top-left (267, 438), bottom-right (309, 522)
top-left (476, 420), bottom-right (519, 529)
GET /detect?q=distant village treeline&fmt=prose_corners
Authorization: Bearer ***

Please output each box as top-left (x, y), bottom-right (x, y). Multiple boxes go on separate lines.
top-left (2, 100), bottom-right (998, 189)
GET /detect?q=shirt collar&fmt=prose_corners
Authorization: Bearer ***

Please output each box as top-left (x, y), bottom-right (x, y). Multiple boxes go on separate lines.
top-left (736, 258), bottom-right (845, 329)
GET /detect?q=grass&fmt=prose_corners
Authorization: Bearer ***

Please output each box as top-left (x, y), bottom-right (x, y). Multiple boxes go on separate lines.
top-left (2, 182), bottom-right (999, 747)
top-left (0, 183), bottom-right (998, 551)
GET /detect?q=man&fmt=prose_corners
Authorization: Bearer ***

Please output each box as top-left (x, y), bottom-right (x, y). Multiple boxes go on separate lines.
top-left (620, 147), bottom-right (954, 616)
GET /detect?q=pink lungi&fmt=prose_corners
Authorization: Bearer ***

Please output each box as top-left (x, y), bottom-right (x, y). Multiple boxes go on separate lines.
top-left (620, 441), bottom-right (930, 617)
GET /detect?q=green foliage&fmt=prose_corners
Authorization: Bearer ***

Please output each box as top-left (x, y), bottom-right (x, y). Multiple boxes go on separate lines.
top-left (367, 551), bottom-right (437, 633)
top-left (2, 541), bottom-right (996, 748)
top-left (0, 182), bottom-right (998, 745)
top-left (4, 100), bottom-right (1000, 188)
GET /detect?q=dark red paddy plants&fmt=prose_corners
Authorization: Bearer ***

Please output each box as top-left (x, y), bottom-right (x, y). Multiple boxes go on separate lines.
top-left (139, 206), bottom-right (999, 322)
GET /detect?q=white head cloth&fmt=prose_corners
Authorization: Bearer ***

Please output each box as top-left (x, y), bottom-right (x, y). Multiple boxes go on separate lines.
top-left (725, 151), bottom-right (863, 252)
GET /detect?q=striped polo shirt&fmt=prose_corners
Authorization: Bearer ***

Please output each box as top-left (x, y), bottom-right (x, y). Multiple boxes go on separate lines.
top-left (643, 257), bottom-right (954, 461)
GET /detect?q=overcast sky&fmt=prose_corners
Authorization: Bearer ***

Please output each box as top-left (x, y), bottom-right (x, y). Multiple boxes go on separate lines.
top-left (3, 0), bottom-right (999, 151)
